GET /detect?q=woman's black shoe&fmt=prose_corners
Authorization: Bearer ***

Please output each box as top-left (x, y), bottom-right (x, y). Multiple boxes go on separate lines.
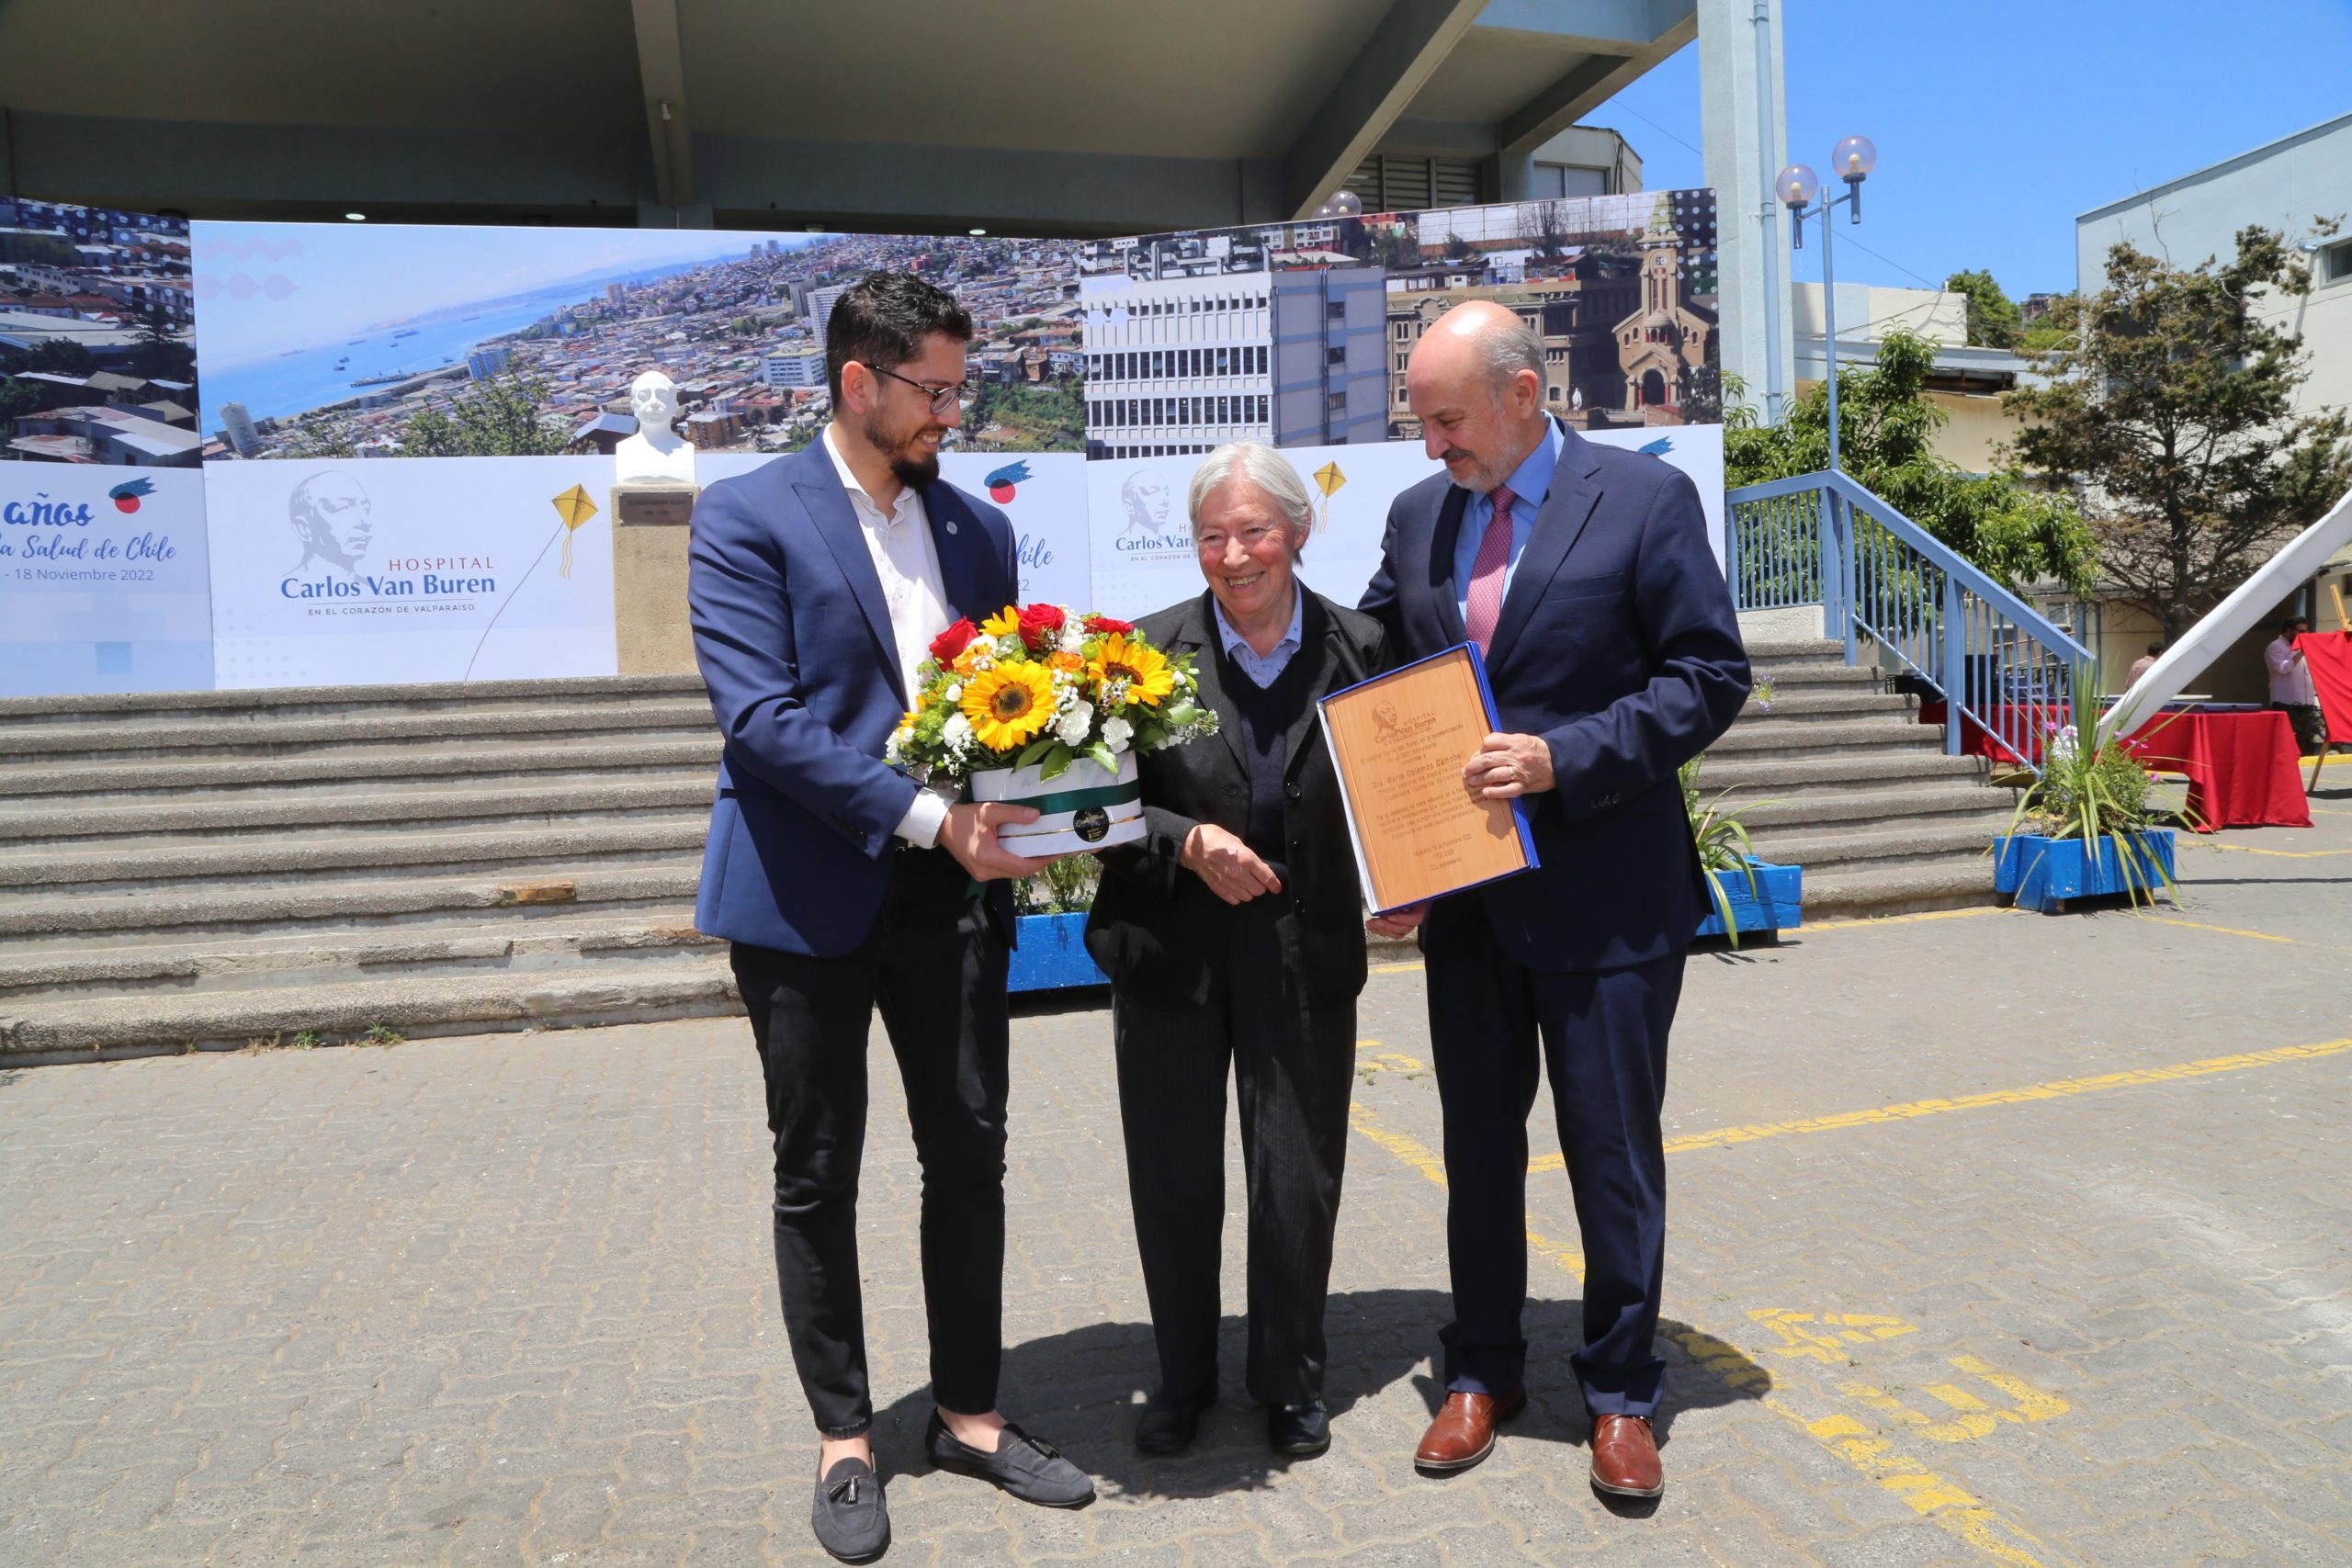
top-left (1136, 1382), bottom-right (1218, 1455)
top-left (1268, 1400), bottom-right (1330, 1457)
top-left (810, 1456), bottom-right (889, 1562)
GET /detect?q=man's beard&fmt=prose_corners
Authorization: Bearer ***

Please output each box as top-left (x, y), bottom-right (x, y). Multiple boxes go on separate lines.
top-left (864, 409), bottom-right (942, 489)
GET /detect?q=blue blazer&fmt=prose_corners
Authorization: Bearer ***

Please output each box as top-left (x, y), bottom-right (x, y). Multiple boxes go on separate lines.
top-left (688, 439), bottom-right (1020, 955)
top-left (1360, 421), bottom-right (1750, 973)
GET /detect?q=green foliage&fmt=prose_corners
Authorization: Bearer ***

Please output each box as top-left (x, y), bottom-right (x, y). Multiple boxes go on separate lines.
top-left (1944, 268), bottom-right (2021, 349)
top-left (1443, 231), bottom-right (1473, 262)
top-left (281, 414), bottom-right (360, 459)
top-left (2007, 225), bottom-right (2352, 639)
top-left (963, 378), bottom-right (1085, 451)
top-left (402, 371), bottom-right (569, 457)
top-left (1679, 753), bottom-right (1774, 948)
top-left (1013, 854), bottom-right (1100, 916)
top-left (1724, 332), bottom-right (2098, 594)
top-left (291, 1031), bottom-right (324, 1049)
top-left (2002, 664), bottom-right (2184, 907)
top-left (359, 1021), bottom-right (405, 1046)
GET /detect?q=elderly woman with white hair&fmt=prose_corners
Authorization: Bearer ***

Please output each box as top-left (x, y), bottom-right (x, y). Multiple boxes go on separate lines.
top-left (1084, 441), bottom-right (1391, 1461)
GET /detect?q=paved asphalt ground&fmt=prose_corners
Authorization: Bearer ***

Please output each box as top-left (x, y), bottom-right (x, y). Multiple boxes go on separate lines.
top-left (5, 789), bottom-right (2350, 1566)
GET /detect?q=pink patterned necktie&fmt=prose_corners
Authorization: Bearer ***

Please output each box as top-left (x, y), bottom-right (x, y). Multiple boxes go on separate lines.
top-left (1464, 484), bottom-right (1515, 653)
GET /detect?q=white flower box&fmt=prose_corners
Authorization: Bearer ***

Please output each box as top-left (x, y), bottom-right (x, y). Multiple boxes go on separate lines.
top-left (967, 751), bottom-right (1144, 856)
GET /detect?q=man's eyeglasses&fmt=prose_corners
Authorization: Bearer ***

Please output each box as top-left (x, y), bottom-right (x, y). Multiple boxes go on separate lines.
top-left (866, 364), bottom-right (967, 414)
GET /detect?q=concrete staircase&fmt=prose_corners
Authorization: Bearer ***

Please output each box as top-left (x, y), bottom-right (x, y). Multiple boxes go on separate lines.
top-left (0, 676), bottom-right (734, 1061)
top-left (1703, 637), bottom-right (2019, 921)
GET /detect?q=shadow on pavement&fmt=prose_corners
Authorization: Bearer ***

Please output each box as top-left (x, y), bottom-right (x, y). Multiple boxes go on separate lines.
top-left (865, 1287), bottom-right (1770, 1501)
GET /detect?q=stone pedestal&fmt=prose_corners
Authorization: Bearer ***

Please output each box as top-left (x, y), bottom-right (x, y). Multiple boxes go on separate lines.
top-left (612, 484), bottom-right (700, 675)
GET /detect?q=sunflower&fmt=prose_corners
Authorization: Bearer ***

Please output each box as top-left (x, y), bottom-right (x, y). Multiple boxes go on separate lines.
top-left (979, 604), bottom-right (1023, 640)
top-left (961, 661), bottom-right (1057, 750)
top-left (1087, 633), bottom-right (1177, 707)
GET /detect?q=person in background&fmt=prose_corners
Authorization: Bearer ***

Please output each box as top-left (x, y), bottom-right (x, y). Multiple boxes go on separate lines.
top-left (2266, 615), bottom-right (2324, 755)
top-left (1084, 441), bottom-right (1390, 1461)
top-left (2126, 642), bottom-right (2164, 687)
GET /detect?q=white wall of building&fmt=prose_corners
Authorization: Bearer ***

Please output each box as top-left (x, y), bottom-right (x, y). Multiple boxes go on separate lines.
top-left (2076, 113), bottom-right (2352, 426)
top-left (1080, 274), bottom-right (1273, 459)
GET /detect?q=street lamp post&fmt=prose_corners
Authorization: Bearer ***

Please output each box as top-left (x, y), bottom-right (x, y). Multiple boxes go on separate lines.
top-left (1776, 135), bottom-right (1877, 473)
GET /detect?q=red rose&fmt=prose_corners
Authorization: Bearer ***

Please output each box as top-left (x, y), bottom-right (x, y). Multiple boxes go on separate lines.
top-left (1017, 603), bottom-right (1067, 652)
top-left (929, 618), bottom-right (978, 664)
top-left (1083, 613), bottom-right (1134, 637)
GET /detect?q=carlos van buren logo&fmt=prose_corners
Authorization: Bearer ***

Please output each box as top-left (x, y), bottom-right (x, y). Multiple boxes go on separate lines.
top-left (984, 459), bottom-right (1032, 504)
top-left (108, 478), bottom-right (156, 514)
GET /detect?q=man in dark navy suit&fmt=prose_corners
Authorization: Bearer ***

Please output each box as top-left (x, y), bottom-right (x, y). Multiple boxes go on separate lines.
top-left (1359, 301), bottom-right (1748, 1500)
top-left (689, 274), bottom-right (1093, 1562)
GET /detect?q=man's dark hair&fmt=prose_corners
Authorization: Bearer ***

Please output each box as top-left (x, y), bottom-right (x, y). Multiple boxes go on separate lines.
top-left (2147, 641), bottom-right (2165, 656)
top-left (825, 272), bottom-right (973, 405)
top-left (2283, 615), bottom-right (2309, 634)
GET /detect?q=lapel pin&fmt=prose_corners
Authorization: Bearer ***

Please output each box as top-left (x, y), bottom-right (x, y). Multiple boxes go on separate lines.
top-left (944, 520), bottom-right (958, 535)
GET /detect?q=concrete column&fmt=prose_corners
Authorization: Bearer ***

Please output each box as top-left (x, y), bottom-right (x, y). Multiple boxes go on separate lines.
top-left (1698, 0), bottom-right (1793, 423)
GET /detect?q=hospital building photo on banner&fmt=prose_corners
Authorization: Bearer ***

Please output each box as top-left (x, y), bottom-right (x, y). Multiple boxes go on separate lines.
top-left (1077, 188), bottom-right (1719, 461)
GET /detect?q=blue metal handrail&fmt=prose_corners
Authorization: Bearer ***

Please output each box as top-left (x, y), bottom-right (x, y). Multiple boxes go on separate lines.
top-left (1726, 468), bottom-right (2091, 773)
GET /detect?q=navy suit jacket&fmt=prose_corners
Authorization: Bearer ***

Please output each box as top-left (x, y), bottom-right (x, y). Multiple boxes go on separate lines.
top-left (688, 438), bottom-right (1019, 956)
top-left (1360, 421), bottom-right (1750, 973)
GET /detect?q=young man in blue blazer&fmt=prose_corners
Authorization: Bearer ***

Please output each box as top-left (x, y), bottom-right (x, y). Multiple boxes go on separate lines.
top-left (689, 273), bottom-right (1094, 1561)
top-left (1360, 301), bottom-right (1749, 1501)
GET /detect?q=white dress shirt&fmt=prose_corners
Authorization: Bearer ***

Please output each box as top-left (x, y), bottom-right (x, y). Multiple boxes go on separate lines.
top-left (822, 423), bottom-right (955, 848)
top-left (2267, 636), bottom-right (2317, 706)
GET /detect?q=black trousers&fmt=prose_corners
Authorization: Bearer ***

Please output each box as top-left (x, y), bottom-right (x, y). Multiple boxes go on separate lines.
top-left (729, 847), bottom-right (1010, 1437)
top-left (1424, 898), bottom-right (1683, 1418)
top-left (2269, 700), bottom-right (2327, 756)
top-left (1112, 907), bottom-right (1357, 1406)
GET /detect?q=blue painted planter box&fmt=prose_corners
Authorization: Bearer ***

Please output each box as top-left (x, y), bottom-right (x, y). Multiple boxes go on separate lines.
top-left (1994, 830), bottom-right (2176, 912)
top-left (1694, 859), bottom-right (1802, 939)
top-left (1007, 910), bottom-right (1108, 992)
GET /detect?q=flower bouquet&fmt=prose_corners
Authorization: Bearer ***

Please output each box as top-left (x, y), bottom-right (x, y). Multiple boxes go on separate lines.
top-left (887, 603), bottom-right (1220, 854)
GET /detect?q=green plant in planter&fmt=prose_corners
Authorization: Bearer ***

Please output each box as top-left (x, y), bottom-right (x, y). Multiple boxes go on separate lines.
top-left (1013, 852), bottom-right (1102, 916)
top-left (1680, 754), bottom-right (1774, 946)
top-left (1748, 677), bottom-right (1777, 712)
top-left (2000, 664), bottom-right (2190, 907)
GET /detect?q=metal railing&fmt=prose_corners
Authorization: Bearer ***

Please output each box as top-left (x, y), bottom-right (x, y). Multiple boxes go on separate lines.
top-left (1726, 468), bottom-right (2091, 773)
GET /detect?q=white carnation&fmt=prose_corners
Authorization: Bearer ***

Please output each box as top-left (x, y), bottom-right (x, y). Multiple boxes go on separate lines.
top-left (1102, 716), bottom-right (1134, 753)
top-left (1057, 700), bottom-right (1094, 748)
top-left (944, 714), bottom-right (976, 752)
top-left (1059, 620), bottom-right (1088, 654)
top-left (943, 682), bottom-right (962, 704)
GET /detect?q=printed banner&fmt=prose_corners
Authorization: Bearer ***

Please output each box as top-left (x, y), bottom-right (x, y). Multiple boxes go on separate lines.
top-left (201, 456), bottom-right (615, 688)
top-left (1085, 423), bottom-right (1727, 622)
top-left (695, 448), bottom-right (1092, 612)
top-left (0, 467), bottom-right (212, 696)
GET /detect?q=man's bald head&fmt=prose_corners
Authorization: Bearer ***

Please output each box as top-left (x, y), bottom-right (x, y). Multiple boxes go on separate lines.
top-left (1404, 300), bottom-right (1553, 493)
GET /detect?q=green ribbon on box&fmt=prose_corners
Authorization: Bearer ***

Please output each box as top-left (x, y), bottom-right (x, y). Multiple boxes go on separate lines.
top-left (1013, 782), bottom-right (1137, 818)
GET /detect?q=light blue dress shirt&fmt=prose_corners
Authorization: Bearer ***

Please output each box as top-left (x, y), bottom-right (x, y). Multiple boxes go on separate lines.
top-left (1453, 419), bottom-right (1564, 629)
top-left (1212, 582), bottom-right (1306, 688)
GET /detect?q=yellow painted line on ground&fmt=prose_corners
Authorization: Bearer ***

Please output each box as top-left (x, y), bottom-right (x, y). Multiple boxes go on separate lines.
top-left (1346, 1102), bottom-right (2052, 1566)
top-left (1641, 1036), bottom-right (2352, 1156)
top-left (2204, 840), bottom-right (2352, 858)
top-left (1370, 958), bottom-right (1427, 975)
top-left (2142, 915), bottom-right (2294, 943)
top-left (1798, 907), bottom-right (2009, 933)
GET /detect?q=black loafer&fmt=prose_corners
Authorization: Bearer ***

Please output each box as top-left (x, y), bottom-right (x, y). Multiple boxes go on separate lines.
top-left (925, 1412), bottom-right (1095, 1507)
top-left (1268, 1399), bottom-right (1330, 1457)
top-left (811, 1456), bottom-right (888, 1563)
top-left (1136, 1382), bottom-right (1218, 1455)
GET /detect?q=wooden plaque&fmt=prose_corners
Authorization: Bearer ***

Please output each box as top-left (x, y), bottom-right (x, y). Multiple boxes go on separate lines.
top-left (1317, 643), bottom-right (1537, 914)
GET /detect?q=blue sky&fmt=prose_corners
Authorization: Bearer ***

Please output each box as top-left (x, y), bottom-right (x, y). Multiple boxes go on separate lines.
top-left (1583, 0), bottom-right (2352, 298)
top-left (192, 223), bottom-right (813, 362)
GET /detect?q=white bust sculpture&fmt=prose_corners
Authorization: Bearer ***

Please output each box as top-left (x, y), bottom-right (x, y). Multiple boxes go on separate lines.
top-left (615, 369), bottom-right (698, 485)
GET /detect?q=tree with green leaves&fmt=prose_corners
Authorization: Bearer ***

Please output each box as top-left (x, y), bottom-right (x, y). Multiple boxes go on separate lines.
top-left (401, 371), bottom-right (570, 457)
top-left (1943, 268), bottom-right (2020, 349)
top-left (1726, 331), bottom-right (2097, 593)
top-left (2006, 225), bottom-right (2352, 639)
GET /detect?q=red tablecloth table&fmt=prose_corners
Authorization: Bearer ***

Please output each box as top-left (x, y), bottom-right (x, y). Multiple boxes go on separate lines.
top-left (2120, 709), bottom-right (2310, 830)
top-left (1918, 702), bottom-right (2309, 829)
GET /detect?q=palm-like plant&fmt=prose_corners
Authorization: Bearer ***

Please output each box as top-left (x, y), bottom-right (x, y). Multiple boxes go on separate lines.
top-left (1681, 754), bottom-right (1773, 946)
top-left (1999, 660), bottom-right (2188, 907)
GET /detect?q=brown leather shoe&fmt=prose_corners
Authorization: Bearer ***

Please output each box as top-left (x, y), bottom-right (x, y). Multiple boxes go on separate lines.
top-left (1413, 1386), bottom-right (1525, 1474)
top-left (1589, 1413), bottom-right (1664, 1498)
